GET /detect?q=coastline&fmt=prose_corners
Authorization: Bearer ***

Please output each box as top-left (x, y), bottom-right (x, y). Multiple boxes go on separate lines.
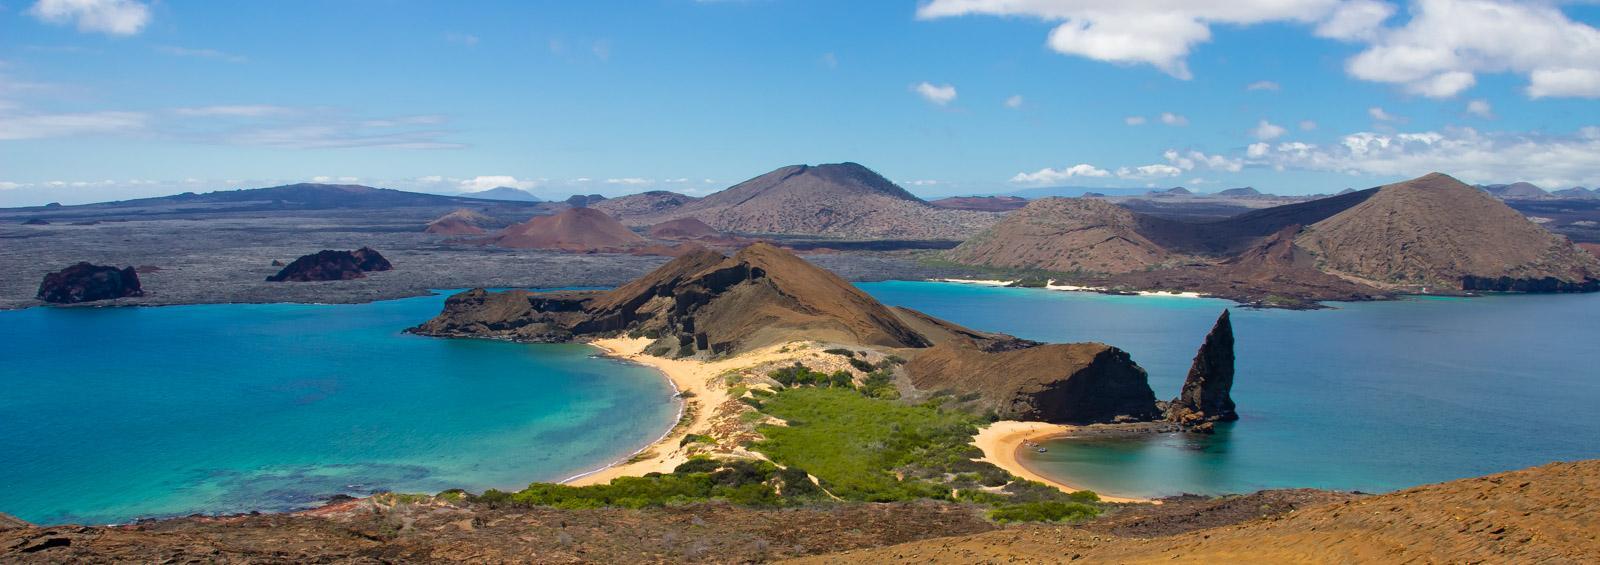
top-left (973, 421), bottom-right (1150, 504)
top-left (932, 278), bottom-right (1208, 300)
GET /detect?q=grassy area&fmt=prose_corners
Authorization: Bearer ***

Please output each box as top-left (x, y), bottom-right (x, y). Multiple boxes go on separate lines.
top-left (456, 363), bottom-right (1105, 523)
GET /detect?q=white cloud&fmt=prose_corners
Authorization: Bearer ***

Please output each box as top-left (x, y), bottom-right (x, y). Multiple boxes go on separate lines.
top-left (1160, 112), bottom-right (1189, 126)
top-left (916, 1), bottom-right (1361, 80)
top-left (0, 110), bottom-right (146, 140)
top-left (156, 46), bottom-right (248, 63)
top-left (1314, 0), bottom-right (1394, 41)
top-left (0, 181), bottom-right (22, 190)
top-left (1124, 116), bottom-right (1147, 126)
top-left (1527, 68), bottom-right (1600, 99)
top-left (1116, 164), bottom-right (1184, 179)
top-left (1345, 0), bottom-right (1600, 99)
top-left (1466, 99), bottom-right (1493, 118)
top-left (912, 81), bottom-right (957, 105)
top-left (1252, 119), bottom-right (1287, 140)
top-left (1368, 106), bottom-right (1400, 122)
top-left (605, 177), bottom-right (652, 185)
top-left (460, 176), bottom-right (538, 191)
top-left (1242, 126), bottom-right (1600, 189)
top-left (28, 0), bottom-right (150, 36)
top-left (1246, 80), bottom-right (1281, 91)
top-left (1010, 163), bottom-right (1111, 185)
top-left (445, 32), bottom-right (480, 46)
top-left (918, 1), bottom-right (1600, 99)
top-left (906, 179), bottom-right (941, 186)
top-left (1163, 149), bottom-right (1242, 172)
top-left (1300, 120), bottom-right (1318, 131)
top-left (311, 176), bottom-right (360, 184)
top-left (1004, 94), bottom-right (1024, 109)
top-left (1247, 142), bottom-right (1271, 158)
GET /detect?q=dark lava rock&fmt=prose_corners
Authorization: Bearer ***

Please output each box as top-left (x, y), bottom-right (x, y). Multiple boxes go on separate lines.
top-left (266, 247), bottom-right (393, 282)
top-left (1460, 275), bottom-right (1599, 293)
top-left (1166, 309), bottom-right (1237, 424)
top-left (36, 263), bottom-right (144, 304)
top-left (22, 218), bottom-right (49, 225)
top-left (271, 259), bottom-right (286, 267)
top-left (565, 194), bottom-right (608, 208)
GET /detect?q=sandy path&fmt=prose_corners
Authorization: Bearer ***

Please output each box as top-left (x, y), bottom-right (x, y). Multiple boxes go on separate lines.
top-left (973, 421), bottom-right (1149, 504)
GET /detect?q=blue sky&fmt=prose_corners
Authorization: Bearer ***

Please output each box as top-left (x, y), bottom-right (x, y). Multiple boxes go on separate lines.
top-left (1, 0), bottom-right (1598, 205)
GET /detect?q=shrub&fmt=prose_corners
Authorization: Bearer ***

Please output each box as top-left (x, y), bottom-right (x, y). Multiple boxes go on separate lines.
top-left (987, 501), bottom-right (1102, 523)
top-left (847, 357), bottom-right (875, 372)
top-left (823, 348), bottom-right (856, 357)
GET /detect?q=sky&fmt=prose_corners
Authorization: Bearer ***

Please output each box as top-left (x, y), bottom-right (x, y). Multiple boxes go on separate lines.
top-left (1, 0), bottom-right (1598, 206)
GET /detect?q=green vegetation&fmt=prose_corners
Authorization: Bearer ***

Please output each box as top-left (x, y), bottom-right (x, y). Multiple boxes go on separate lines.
top-left (463, 362), bottom-right (1105, 522)
top-left (823, 347), bottom-right (856, 357)
top-left (987, 501), bottom-right (1102, 523)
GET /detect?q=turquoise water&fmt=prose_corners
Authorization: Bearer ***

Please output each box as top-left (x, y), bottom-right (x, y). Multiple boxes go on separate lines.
top-left (0, 294), bottom-right (678, 525)
top-left (859, 281), bottom-right (1600, 498)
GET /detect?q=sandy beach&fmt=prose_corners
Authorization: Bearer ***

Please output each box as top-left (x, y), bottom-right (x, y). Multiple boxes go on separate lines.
top-left (972, 421), bottom-right (1149, 504)
top-left (934, 278), bottom-right (1016, 286)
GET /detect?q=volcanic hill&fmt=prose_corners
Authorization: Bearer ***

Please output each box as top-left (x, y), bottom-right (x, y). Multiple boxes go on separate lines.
top-left (485, 207), bottom-right (647, 252)
top-left (596, 163), bottom-right (1001, 239)
top-left (463, 186), bottom-right (541, 202)
top-left (412, 242), bottom-right (1225, 424)
top-left (424, 209), bottom-right (494, 235)
top-left (945, 197), bottom-right (1180, 274)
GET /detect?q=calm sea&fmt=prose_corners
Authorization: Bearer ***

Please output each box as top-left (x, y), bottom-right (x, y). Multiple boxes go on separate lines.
top-left (859, 281), bottom-right (1600, 498)
top-left (0, 293), bottom-right (678, 525)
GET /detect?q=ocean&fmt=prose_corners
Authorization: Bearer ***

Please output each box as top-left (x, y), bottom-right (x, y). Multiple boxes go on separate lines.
top-left (859, 281), bottom-right (1600, 498)
top-left (0, 293), bottom-right (679, 525)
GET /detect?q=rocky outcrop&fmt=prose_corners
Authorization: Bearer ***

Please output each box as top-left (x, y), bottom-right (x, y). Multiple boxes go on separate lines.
top-left (266, 247), bottom-right (392, 282)
top-left (0, 513), bottom-right (28, 531)
top-left (407, 288), bottom-right (601, 342)
top-left (906, 341), bottom-right (1162, 424)
top-left (1165, 310), bottom-right (1237, 426)
top-left (36, 263), bottom-right (144, 304)
top-left (1460, 275), bottom-right (1600, 293)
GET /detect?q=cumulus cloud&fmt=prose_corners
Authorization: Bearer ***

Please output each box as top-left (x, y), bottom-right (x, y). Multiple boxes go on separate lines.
top-left (1164, 149), bottom-right (1242, 172)
top-left (1368, 106), bottom-right (1400, 122)
top-left (1252, 120), bottom-right (1287, 140)
top-left (1244, 126), bottom-right (1600, 188)
top-left (28, 0), bottom-right (150, 36)
top-left (1246, 80), bottom-right (1281, 91)
top-left (459, 176), bottom-right (538, 191)
top-left (1116, 164), bottom-right (1184, 179)
top-left (916, 0), bottom-right (1363, 80)
top-left (1466, 99), bottom-right (1493, 118)
top-left (1004, 95), bottom-right (1024, 109)
top-left (1345, 0), bottom-right (1600, 98)
top-left (912, 81), bottom-right (958, 105)
top-left (605, 177), bottom-right (652, 185)
top-left (1010, 163), bottom-right (1111, 185)
top-left (918, 0), bottom-right (1600, 98)
top-left (1160, 112), bottom-right (1189, 126)
top-left (1124, 116), bottom-right (1147, 126)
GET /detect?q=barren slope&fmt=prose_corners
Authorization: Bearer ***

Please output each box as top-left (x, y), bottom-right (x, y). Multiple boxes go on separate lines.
top-left (1297, 173), bottom-right (1600, 286)
top-left (485, 207), bottom-right (646, 251)
top-left (946, 197), bottom-right (1181, 274)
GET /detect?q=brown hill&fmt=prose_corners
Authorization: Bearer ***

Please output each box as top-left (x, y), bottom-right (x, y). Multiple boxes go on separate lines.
top-left (590, 190), bottom-right (696, 217)
top-left (787, 459), bottom-right (1600, 564)
top-left (412, 243), bottom-right (1217, 424)
top-left (600, 163), bottom-right (1000, 239)
top-left (647, 217), bottom-right (724, 240)
top-left (1297, 173), bottom-right (1600, 288)
top-left (928, 195), bottom-right (1029, 212)
top-left (946, 197), bottom-right (1181, 274)
top-left (485, 207), bottom-right (646, 252)
top-left (423, 208), bottom-right (492, 235)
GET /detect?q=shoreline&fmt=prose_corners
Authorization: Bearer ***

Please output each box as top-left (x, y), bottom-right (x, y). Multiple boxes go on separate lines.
top-left (972, 421), bottom-right (1151, 504)
top-left (556, 347), bottom-right (688, 485)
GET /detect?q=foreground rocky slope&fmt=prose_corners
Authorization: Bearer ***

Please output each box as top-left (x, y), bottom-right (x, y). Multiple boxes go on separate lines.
top-left (788, 459), bottom-right (1600, 564)
top-left (595, 163), bottom-right (1000, 239)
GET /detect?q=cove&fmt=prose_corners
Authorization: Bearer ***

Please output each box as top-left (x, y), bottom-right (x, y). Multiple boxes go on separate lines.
top-left (859, 281), bottom-right (1600, 498)
top-left (0, 293), bottom-right (679, 525)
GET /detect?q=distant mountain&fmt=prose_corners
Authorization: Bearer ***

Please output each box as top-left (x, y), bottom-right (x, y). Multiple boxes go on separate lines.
top-left (591, 190), bottom-right (697, 217)
top-left (999, 186), bottom-right (1150, 199)
top-left (464, 186), bottom-right (542, 202)
top-left (1216, 187), bottom-right (1261, 197)
top-left (565, 194), bottom-right (608, 208)
top-left (927, 195), bottom-right (1029, 212)
top-left (1551, 187), bottom-right (1599, 199)
top-left (1, 183), bottom-right (546, 217)
top-left (598, 162), bottom-right (1001, 239)
top-left (1299, 173), bottom-right (1598, 286)
top-left (1150, 187), bottom-right (1193, 196)
top-left (946, 198), bottom-right (1178, 274)
top-left (486, 207), bottom-right (646, 251)
top-left (424, 209), bottom-right (493, 235)
top-left (647, 217), bottom-right (724, 240)
top-left (1479, 182), bottom-right (1551, 201)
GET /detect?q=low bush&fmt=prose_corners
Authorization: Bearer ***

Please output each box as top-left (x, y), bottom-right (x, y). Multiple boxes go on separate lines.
top-left (987, 501), bottom-right (1102, 523)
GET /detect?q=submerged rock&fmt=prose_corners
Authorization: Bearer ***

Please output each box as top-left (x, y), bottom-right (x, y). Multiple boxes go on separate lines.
top-left (36, 262), bottom-right (144, 304)
top-left (266, 247), bottom-right (392, 282)
top-left (1166, 310), bottom-right (1238, 424)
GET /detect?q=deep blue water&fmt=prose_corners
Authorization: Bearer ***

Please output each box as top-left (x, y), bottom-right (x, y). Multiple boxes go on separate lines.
top-left (859, 281), bottom-right (1600, 498)
top-left (0, 293), bottom-right (678, 525)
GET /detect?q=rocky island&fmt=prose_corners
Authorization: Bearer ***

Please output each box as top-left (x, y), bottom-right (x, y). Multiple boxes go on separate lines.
top-left (35, 263), bottom-right (144, 304)
top-left (266, 247), bottom-right (393, 282)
